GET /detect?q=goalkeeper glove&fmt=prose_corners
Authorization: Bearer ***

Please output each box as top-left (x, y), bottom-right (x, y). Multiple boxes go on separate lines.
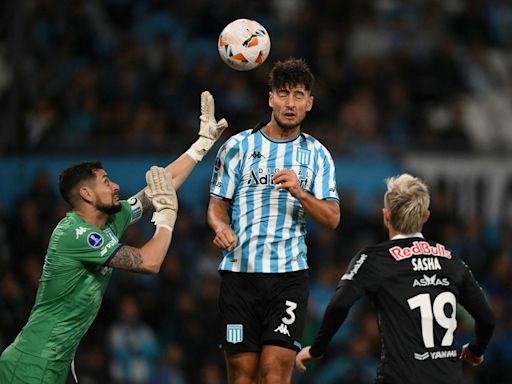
top-left (186, 91), bottom-right (228, 162)
top-left (145, 166), bottom-right (178, 231)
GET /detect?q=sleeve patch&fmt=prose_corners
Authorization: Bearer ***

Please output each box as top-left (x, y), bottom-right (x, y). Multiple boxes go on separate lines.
top-left (341, 254), bottom-right (368, 281)
top-left (128, 197), bottom-right (143, 224)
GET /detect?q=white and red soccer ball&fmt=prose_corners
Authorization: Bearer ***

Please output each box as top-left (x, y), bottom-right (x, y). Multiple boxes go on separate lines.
top-left (218, 19), bottom-right (271, 71)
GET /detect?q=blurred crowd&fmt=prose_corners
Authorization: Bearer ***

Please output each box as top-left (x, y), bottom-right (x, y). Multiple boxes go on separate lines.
top-left (1, 0), bottom-right (512, 383)
top-left (1, 168), bottom-right (512, 384)
top-left (0, 0), bottom-right (512, 154)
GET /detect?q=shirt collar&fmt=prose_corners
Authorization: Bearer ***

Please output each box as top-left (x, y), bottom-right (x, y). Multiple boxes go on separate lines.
top-left (391, 232), bottom-right (424, 240)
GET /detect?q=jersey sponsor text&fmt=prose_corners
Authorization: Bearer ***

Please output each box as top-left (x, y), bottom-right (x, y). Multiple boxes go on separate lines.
top-left (342, 254), bottom-right (368, 280)
top-left (413, 274), bottom-right (450, 287)
top-left (389, 241), bottom-right (451, 261)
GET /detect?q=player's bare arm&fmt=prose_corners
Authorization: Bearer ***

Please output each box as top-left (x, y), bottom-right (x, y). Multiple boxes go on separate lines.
top-left (107, 245), bottom-right (144, 272)
top-left (109, 166), bottom-right (177, 274)
top-left (106, 227), bottom-right (171, 274)
top-left (272, 169), bottom-right (340, 229)
top-left (208, 197), bottom-right (237, 251)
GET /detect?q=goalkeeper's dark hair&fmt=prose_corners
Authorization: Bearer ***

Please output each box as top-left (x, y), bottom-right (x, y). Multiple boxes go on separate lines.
top-left (268, 58), bottom-right (315, 91)
top-left (59, 161), bottom-right (103, 205)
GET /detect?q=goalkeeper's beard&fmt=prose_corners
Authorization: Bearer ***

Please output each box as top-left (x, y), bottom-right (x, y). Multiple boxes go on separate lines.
top-left (96, 200), bottom-right (122, 215)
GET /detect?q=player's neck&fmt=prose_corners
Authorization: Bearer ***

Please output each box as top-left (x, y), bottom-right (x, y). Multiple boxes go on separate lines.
top-left (388, 225), bottom-right (398, 239)
top-left (263, 121), bottom-right (301, 141)
top-left (73, 206), bottom-right (108, 228)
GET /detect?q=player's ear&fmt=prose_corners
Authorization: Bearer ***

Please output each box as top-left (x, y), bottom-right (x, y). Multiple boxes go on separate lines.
top-left (423, 210), bottom-right (430, 223)
top-left (306, 95), bottom-right (314, 112)
top-left (78, 186), bottom-right (94, 204)
top-left (382, 208), bottom-right (390, 228)
top-left (268, 91), bottom-right (274, 108)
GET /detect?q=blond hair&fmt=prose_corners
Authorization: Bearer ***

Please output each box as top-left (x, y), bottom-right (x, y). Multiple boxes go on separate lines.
top-left (384, 174), bottom-right (430, 235)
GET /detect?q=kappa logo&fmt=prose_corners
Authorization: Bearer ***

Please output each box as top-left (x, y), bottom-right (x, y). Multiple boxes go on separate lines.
top-left (87, 232), bottom-right (104, 248)
top-left (274, 323), bottom-right (291, 337)
top-left (413, 274), bottom-right (450, 287)
top-left (249, 151), bottom-right (265, 159)
top-left (75, 226), bottom-right (87, 239)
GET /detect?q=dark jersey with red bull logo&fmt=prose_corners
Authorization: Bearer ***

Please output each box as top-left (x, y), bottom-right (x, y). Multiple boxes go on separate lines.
top-left (309, 235), bottom-right (495, 384)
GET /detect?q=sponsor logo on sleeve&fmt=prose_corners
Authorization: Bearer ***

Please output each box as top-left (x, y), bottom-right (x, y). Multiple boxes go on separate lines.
top-left (87, 232), bottom-right (104, 248)
top-left (341, 254), bottom-right (368, 281)
top-left (214, 157), bottom-right (222, 172)
top-left (75, 226), bottom-right (87, 239)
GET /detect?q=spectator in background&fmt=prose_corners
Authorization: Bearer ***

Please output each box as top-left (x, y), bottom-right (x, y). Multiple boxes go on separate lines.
top-left (109, 296), bottom-right (159, 383)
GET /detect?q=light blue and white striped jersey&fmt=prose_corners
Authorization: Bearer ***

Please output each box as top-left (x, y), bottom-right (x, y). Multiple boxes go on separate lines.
top-left (210, 124), bottom-right (340, 273)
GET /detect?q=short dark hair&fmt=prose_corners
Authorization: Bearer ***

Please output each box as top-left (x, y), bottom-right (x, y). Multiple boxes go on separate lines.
top-left (268, 58), bottom-right (315, 91)
top-left (59, 161), bottom-right (103, 205)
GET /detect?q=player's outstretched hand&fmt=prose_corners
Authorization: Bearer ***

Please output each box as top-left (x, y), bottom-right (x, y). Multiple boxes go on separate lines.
top-left (199, 90), bottom-right (228, 141)
top-left (460, 343), bottom-right (484, 366)
top-left (295, 346), bottom-right (321, 373)
top-left (187, 91), bottom-right (228, 162)
top-left (145, 166), bottom-right (178, 230)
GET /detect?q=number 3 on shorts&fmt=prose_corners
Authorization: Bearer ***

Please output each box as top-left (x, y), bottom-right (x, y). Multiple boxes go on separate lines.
top-left (282, 300), bottom-right (297, 325)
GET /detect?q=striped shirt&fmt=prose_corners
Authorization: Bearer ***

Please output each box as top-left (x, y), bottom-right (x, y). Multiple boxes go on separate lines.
top-left (210, 124), bottom-right (339, 273)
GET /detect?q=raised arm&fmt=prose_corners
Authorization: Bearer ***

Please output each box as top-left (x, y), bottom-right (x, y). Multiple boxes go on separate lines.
top-left (108, 166), bottom-right (178, 274)
top-left (129, 91), bottom-right (228, 215)
top-left (166, 91), bottom-right (228, 188)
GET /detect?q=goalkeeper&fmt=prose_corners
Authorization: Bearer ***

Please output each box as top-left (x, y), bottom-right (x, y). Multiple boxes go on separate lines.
top-left (0, 91), bottom-right (227, 384)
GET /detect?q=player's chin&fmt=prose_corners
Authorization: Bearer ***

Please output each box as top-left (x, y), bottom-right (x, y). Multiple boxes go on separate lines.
top-left (276, 118), bottom-right (300, 131)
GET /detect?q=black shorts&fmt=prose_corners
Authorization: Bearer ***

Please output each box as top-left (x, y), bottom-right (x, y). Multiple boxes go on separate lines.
top-left (218, 270), bottom-right (309, 354)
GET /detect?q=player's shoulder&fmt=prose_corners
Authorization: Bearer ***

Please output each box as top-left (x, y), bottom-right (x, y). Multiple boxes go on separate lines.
top-left (226, 129), bottom-right (253, 145)
top-left (51, 213), bottom-right (101, 247)
top-left (217, 129), bottom-right (252, 156)
top-left (300, 132), bottom-right (333, 155)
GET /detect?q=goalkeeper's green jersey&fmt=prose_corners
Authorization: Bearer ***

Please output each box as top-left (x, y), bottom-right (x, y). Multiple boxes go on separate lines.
top-left (11, 200), bottom-right (134, 361)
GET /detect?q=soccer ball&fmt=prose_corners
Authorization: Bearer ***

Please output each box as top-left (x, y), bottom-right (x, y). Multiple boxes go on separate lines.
top-left (218, 19), bottom-right (271, 71)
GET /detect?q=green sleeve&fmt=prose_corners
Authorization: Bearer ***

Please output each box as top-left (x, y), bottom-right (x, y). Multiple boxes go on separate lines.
top-left (57, 224), bottom-right (122, 266)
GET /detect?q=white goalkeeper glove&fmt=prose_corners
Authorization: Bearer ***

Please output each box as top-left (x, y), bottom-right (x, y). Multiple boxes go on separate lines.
top-left (186, 91), bottom-right (228, 162)
top-left (145, 166), bottom-right (178, 232)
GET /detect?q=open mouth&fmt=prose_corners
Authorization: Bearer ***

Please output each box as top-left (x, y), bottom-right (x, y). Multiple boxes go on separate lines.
top-left (283, 111), bottom-right (296, 119)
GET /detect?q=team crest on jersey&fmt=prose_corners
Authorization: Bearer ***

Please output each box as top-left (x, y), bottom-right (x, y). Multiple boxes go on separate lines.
top-left (296, 148), bottom-right (311, 165)
top-left (87, 232), bottom-right (104, 248)
top-left (226, 324), bottom-right (243, 344)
